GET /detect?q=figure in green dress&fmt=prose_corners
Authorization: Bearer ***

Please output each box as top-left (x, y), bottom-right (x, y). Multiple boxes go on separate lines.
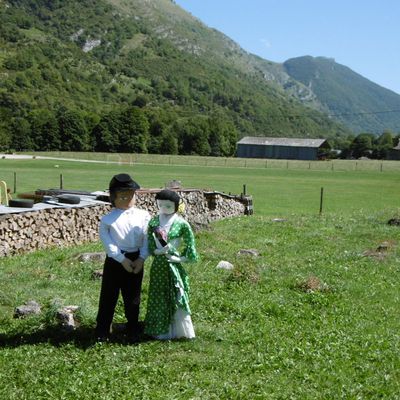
top-left (144, 189), bottom-right (199, 339)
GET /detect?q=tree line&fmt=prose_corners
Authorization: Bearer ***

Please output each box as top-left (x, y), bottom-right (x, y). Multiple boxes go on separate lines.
top-left (333, 131), bottom-right (400, 160)
top-left (2, 104), bottom-right (238, 157)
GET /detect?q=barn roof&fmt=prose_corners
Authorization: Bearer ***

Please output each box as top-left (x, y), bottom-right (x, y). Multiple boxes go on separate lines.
top-left (237, 137), bottom-right (327, 148)
top-left (393, 143), bottom-right (400, 150)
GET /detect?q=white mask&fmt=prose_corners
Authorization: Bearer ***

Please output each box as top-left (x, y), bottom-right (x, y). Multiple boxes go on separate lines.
top-left (157, 199), bottom-right (176, 215)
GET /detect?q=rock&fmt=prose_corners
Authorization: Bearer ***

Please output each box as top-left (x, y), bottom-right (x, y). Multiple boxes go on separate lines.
top-left (237, 249), bottom-right (260, 257)
top-left (165, 180), bottom-right (182, 189)
top-left (216, 260), bottom-right (234, 270)
top-left (78, 252), bottom-right (106, 263)
top-left (14, 300), bottom-right (41, 318)
top-left (272, 218), bottom-right (286, 222)
top-left (388, 218), bottom-right (400, 226)
top-left (56, 306), bottom-right (80, 330)
top-left (92, 269), bottom-right (103, 279)
top-left (376, 242), bottom-right (391, 252)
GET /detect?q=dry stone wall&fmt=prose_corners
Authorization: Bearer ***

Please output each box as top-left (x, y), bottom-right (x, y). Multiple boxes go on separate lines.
top-left (0, 190), bottom-right (247, 257)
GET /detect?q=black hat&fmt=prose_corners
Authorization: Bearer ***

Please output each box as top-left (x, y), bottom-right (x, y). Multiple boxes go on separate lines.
top-left (155, 189), bottom-right (180, 212)
top-left (109, 173), bottom-right (140, 194)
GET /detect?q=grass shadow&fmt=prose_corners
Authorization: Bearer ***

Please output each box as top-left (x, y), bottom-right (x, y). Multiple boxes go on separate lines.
top-left (0, 324), bottom-right (96, 350)
top-left (0, 321), bottom-right (151, 350)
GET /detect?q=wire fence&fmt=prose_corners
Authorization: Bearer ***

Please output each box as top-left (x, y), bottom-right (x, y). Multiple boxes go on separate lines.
top-left (22, 151), bottom-right (400, 172)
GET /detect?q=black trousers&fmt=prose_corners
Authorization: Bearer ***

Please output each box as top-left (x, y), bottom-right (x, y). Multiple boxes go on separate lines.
top-left (96, 251), bottom-right (143, 335)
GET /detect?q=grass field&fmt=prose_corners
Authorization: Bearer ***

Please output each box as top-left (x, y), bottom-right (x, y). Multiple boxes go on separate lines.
top-left (0, 156), bottom-right (400, 399)
top-left (1, 156), bottom-right (399, 216)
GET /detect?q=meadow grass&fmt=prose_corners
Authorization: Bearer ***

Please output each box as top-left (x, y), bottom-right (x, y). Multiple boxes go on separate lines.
top-left (0, 156), bottom-right (400, 398)
top-left (1, 157), bottom-right (399, 216)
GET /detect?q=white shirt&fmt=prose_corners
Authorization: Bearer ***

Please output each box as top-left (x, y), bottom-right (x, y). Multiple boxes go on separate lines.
top-left (99, 207), bottom-right (151, 263)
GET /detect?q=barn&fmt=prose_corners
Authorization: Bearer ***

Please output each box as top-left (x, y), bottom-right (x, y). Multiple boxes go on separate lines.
top-left (388, 143), bottom-right (400, 160)
top-left (236, 137), bottom-right (330, 160)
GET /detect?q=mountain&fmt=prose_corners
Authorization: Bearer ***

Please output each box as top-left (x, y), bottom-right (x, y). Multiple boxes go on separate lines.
top-left (283, 56), bottom-right (400, 134)
top-left (0, 0), bottom-right (350, 154)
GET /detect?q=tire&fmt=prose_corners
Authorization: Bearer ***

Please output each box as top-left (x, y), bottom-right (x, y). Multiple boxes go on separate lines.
top-left (9, 199), bottom-right (34, 208)
top-left (57, 194), bottom-right (81, 205)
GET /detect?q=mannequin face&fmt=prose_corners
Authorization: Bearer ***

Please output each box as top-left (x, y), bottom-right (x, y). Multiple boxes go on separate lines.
top-left (157, 199), bottom-right (176, 215)
top-left (114, 189), bottom-right (135, 210)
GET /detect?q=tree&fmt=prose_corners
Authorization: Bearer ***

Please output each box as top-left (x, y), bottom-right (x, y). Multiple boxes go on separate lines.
top-left (372, 131), bottom-right (394, 159)
top-left (57, 109), bottom-right (90, 151)
top-left (208, 110), bottom-right (238, 156)
top-left (93, 110), bottom-right (122, 153)
top-left (176, 117), bottom-right (210, 156)
top-left (28, 109), bottom-right (60, 150)
top-left (119, 107), bottom-right (149, 153)
top-left (145, 107), bottom-right (178, 154)
top-left (350, 133), bottom-right (374, 159)
top-left (0, 124), bottom-right (11, 151)
top-left (11, 117), bottom-right (33, 150)
top-left (160, 129), bottom-right (178, 155)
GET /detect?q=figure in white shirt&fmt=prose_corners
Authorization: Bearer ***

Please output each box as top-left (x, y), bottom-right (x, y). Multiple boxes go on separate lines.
top-left (95, 173), bottom-right (150, 343)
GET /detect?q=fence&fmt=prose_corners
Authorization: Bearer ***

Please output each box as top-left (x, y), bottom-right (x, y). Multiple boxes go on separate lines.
top-left (19, 152), bottom-right (400, 172)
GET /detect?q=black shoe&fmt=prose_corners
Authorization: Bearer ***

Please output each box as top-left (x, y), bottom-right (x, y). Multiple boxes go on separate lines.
top-left (127, 332), bottom-right (140, 344)
top-left (95, 329), bottom-right (110, 343)
top-left (95, 335), bottom-right (110, 343)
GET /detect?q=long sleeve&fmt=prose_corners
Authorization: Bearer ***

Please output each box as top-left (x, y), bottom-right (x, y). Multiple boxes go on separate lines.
top-left (147, 217), bottom-right (158, 256)
top-left (99, 218), bottom-right (125, 263)
top-left (139, 213), bottom-right (151, 260)
top-left (181, 220), bottom-right (199, 262)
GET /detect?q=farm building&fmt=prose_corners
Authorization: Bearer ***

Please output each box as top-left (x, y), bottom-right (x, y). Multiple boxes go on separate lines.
top-left (236, 137), bottom-right (330, 160)
top-left (388, 143), bottom-right (400, 160)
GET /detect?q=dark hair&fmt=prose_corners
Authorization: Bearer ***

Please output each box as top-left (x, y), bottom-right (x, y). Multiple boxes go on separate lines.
top-left (155, 189), bottom-right (180, 212)
top-left (109, 173), bottom-right (140, 206)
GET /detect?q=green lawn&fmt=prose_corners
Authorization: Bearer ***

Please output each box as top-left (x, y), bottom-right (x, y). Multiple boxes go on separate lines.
top-left (0, 156), bottom-right (400, 399)
top-left (1, 157), bottom-right (399, 216)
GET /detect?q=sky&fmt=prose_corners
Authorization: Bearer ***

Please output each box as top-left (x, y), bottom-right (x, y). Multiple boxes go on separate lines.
top-left (174, 0), bottom-right (400, 95)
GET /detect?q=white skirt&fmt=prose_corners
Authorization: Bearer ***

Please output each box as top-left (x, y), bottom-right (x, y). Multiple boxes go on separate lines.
top-left (155, 308), bottom-right (195, 340)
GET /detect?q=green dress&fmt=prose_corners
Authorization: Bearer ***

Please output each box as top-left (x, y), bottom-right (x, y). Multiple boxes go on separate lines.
top-left (144, 214), bottom-right (198, 337)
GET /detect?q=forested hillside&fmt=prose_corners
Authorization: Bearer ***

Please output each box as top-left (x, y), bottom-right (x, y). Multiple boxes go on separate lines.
top-left (284, 56), bottom-right (400, 134)
top-left (0, 0), bottom-right (350, 155)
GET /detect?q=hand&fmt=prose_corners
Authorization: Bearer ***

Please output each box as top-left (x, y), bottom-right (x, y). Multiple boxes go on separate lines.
top-left (166, 254), bottom-right (187, 263)
top-left (131, 257), bottom-right (144, 274)
top-left (121, 257), bottom-right (134, 273)
top-left (154, 244), bottom-right (171, 255)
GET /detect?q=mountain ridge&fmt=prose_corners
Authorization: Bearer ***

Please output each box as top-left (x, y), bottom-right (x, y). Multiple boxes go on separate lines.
top-left (1, 0), bottom-right (397, 155)
top-left (283, 56), bottom-right (400, 133)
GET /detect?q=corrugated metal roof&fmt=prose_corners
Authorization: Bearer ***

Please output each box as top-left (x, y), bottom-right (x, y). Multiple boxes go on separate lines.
top-left (237, 137), bottom-right (327, 148)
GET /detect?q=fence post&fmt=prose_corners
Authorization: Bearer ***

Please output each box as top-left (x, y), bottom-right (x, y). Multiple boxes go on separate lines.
top-left (14, 172), bottom-right (17, 193)
top-left (319, 187), bottom-right (324, 215)
top-left (60, 174), bottom-right (63, 189)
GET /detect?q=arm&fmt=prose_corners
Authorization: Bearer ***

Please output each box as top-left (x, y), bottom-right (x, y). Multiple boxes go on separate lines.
top-left (166, 220), bottom-right (198, 263)
top-left (99, 218), bottom-right (125, 263)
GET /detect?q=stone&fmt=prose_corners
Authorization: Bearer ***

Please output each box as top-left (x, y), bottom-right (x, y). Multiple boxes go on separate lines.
top-left (92, 269), bottom-right (103, 279)
top-left (56, 306), bottom-right (80, 330)
top-left (14, 300), bottom-right (41, 318)
top-left (237, 249), bottom-right (260, 257)
top-left (78, 252), bottom-right (106, 263)
top-left (216, 260), bottom-right (234, 270)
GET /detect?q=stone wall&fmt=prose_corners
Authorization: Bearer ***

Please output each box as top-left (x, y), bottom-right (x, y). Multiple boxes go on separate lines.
top-left (0, 189), bottom-right (249, 257)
